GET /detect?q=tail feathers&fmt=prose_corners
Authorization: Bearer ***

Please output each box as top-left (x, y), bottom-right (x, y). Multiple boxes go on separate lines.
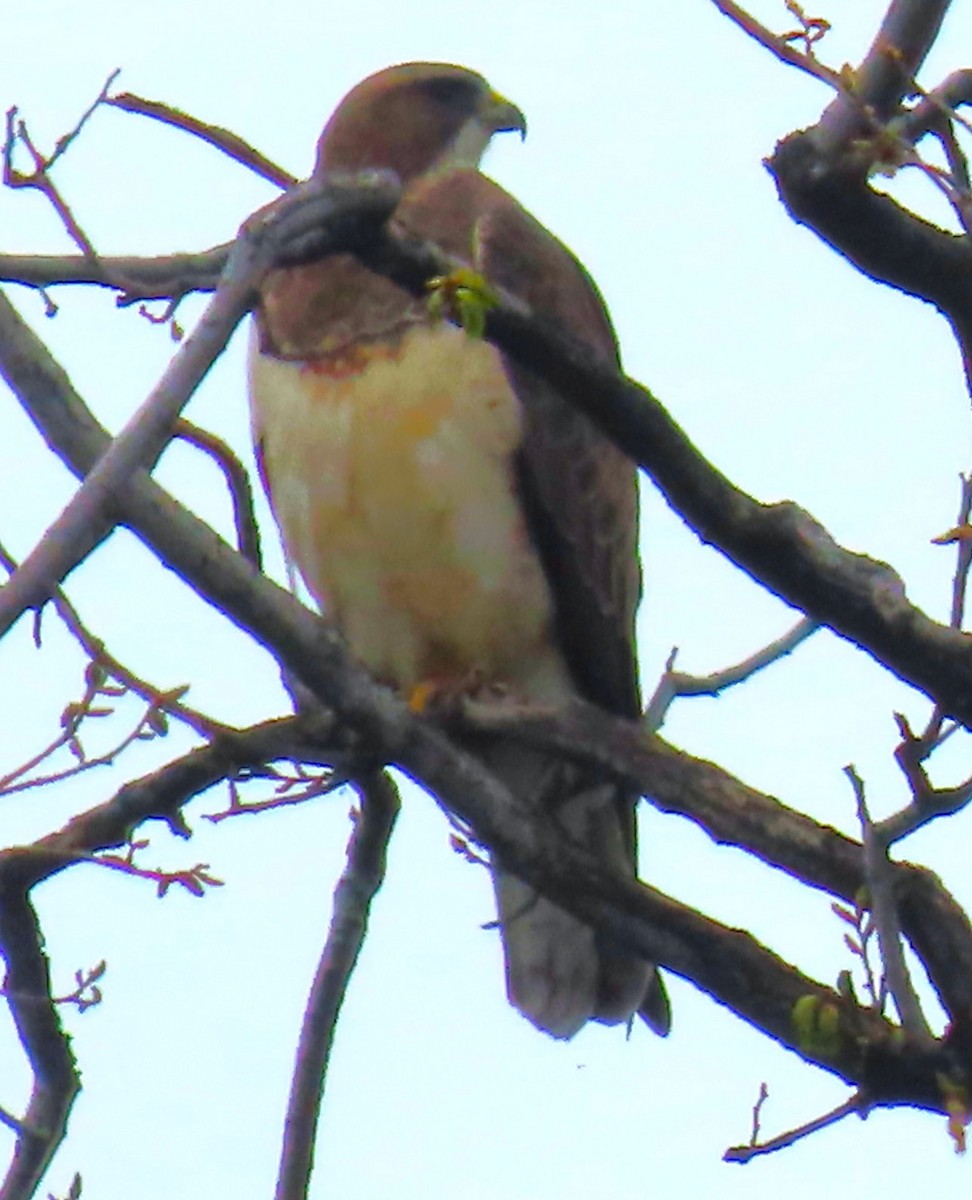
top-left (492, 869), bottom-right (659, 1039)
top-left (484, 744), bottom-right (662, 1040)
top-left (638, 967), bottom-right (672, 1038)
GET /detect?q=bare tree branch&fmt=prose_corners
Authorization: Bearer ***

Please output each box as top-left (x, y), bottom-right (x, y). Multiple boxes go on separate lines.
top-left (455, 694), bottom-right (972, 1024)
top-left (106, 91), bottom-right (297, 190)
top-left (3, 108), bottom-right (97, 257)
top-left (816, 0), bottom-right (953, 147)
top-left (43, 70), bottom-right (121, 171)
top-left (896, 68), bottom-right (972, 145)
top-left (275, 772), bottom-right (399, 1200)
top-left (0, 175), bottom-right (399, 636)
top-left (0, 537), bottom-right (221, 740)
top-left (172, 420), bottom-right (263, 569)
top-left (0, 891), bottom-right (80, 1200)
top-left (6, 56), bottom-right (972, 1162)
top-left (644, 618), bottom-right (818, 731)
top-left (1, 284), bottom-right (951, 1100)
top-left (711, 0), bottom-right (843, 87)
top-left (724, 1092), bottom-right (867, 1164)
top-left (0, 247), bottom-right (228, 299)
top-left (884, 713), bottom-right (972, 843)
top-left (844, 765), bottom-right (931, 1038)
top-left (7, 192), bottom-right (972, 742)
top-left (769, 131), bottom-right (972, 382)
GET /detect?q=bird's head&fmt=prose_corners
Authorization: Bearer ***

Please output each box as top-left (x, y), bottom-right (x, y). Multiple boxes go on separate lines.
top-left (314, 62), bottom-right (526, 184)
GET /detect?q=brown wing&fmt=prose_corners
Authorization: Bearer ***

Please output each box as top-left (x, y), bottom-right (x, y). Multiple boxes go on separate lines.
top-left (395, 170), bottom-right (641, 719)
top-left (392, 168), bottom-right (666, 1036)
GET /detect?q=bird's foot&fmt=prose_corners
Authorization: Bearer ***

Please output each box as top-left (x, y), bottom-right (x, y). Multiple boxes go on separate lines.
top-left (406, 668), bottom-right (505, 715)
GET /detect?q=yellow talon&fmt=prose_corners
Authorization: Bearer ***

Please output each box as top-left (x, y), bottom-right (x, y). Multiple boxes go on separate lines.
top-left (407, 680), bottom-right (439, 714)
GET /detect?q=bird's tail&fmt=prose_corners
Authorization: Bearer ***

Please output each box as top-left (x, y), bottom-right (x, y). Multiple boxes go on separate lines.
top-left (483, 743), bottom-right (669, 1040)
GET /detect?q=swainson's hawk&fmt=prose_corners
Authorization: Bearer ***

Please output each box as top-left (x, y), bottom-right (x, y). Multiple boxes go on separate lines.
top-left (249, 62), bottom-right (668, 1039)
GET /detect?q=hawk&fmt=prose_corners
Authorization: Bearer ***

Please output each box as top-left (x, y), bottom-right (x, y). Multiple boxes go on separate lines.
top-left (248, 62), bottom-right (669, 1040)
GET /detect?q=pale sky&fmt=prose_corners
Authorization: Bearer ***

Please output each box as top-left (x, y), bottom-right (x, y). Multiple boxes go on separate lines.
top-left (3, 2), bottom-right (972, 1197)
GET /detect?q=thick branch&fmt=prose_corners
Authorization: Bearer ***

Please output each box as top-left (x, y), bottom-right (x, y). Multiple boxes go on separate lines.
top-left (6, 196), bottom-right (972, 732)
top-left (230, 207), bottom-right (972, 729)
top-left (0, 176), bottom-right (399, 637)
top-left (455, 696), bottom-right (972, 1025)
top-left (4, 305), bottom-right (972, 1104)
top-left (0, 247), bottom-right (229, 299)
top-left (0, 715), bottom-right (340, 888)
top-left (714, 0), bottom-right (972, 390)
top-left (0, 892), bottom-right (79, 1200)
top-left (769, 131), bottom-right (972, 385)
top-left (817, 0), bottom-right (953, 147)
top-left (897, 69), bottom-right (972, 145)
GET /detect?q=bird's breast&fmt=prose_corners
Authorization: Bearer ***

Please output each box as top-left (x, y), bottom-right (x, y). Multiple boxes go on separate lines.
top-left (249, 320), bottom-right (569, 700)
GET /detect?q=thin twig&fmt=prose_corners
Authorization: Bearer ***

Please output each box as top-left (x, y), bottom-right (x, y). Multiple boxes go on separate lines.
top-left (46, 69), bottom-right (121, 171)
top-left (908, 474), bottom-right (972, 751)
top-left (749, 1081), bottom-right (769, 1145)
top-left (945, 474), bottom-right (972, 630)
top-left (3, 85), bottom-right (112, 259)
top-left (137, 293), bottom-right (187, 338)
top-left (173, 419), bottom-right (262, 568)
top-left (933, 119), bottom-right (971, 194)
top-left (643, 618), bottom-right (817, 731)
top-left (710, 0), bottom-right (843, 87)
top-left (90, 850), bottom-right (223, 898)
top-left (0, 714), bottom-right (342, 890)
top-left (4, 114), bottom-right (96, 256)
top-left (724, 1092), bottom-right (865, 1163)
top-left (833, 898), bottom-right (882, 1010)
top-left (779, 1), bottom-right (831, 56)
top-left (0, 536), bottom-right (221, 740)
top-left (0, 1107), bottom-right (25, 1137)
top-left (893, 143), bottom-right (972, 239)
top-left (274, 772), bottom-right (399, 1200)
top-left (844, 766), bottom-right (931, 1039)
top-left (106, 91), bottom-right (297, 190)
top-left (0, 711), bottom-right (158, 797)
top-left (885, 713), bottom-right (972, 843)
top-left (50, 961), bottom-right (106, 1012)
top-left (203, 770), bottom-right (346, 823)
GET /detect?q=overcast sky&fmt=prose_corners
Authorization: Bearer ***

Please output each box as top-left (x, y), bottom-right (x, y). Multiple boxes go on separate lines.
top-left (3, 2), bottom-right (972, 1197)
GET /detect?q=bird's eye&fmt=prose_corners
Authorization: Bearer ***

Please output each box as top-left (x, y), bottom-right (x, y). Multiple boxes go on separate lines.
top-left (421, 77), bottom-right (476, 108)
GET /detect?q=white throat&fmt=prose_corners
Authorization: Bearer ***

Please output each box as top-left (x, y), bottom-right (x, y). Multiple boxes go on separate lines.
top-left (432, 115), bottom-right (494, 173)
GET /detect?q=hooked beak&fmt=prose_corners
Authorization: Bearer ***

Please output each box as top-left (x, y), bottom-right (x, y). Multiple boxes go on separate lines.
top-left (484, 88), bottom-right (527, 141)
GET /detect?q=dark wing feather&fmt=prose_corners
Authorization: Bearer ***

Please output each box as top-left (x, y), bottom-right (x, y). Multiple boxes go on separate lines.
top-left (395, 170), bottom-right (641, 719)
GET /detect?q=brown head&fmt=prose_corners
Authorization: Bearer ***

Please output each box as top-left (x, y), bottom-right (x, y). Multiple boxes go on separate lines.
top-left (314, 62), bottom-right (526, 183)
